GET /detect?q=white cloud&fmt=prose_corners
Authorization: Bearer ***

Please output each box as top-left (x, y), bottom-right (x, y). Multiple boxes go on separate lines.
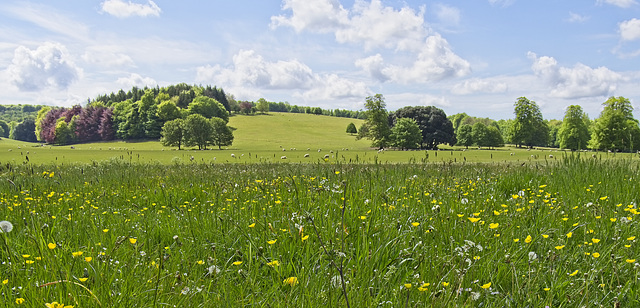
top-left (101, 0), bottom-right (161, 18)
top-left (272, 0), bottom-right (427, 51)
top-left (619, 18), bottom-right (640, 41)
top-left (197, 50), bottom-right (370, 102)
top-left (567, 12), bottom-right (589, 23)
top-left (334, 0), bottom-right (427, 51)
top-left (3, 3), bottom-right (90, 41)
top-left (528, 52), bottom-right (623, 99)
top-left (299, 73), bottom-right (371, 101)
top-left (451, 78), bottom-right (508, 95)
top-left (596, 0), bottom-right (638, 8)
top-left (435, 4), bottom-right (461, 28)
top-left (197, 50), bottom-right (314, 89)
top-left (270, 0), bottom-right (348, 33)
top-left (116, 73), bottom-right (156, 88)
top-left (356, 34), bottom-right (471, 84)
top-left (83, 46), bottom-right (134, 67)
top-left (6, 42), bottom-right (82, 92)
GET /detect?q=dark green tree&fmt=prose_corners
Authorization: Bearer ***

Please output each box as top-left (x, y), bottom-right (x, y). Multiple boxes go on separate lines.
top-left (346, 122), bottom-right (358, 135)
top-left (589, 96), bottom-right (640, 152)
top-left (356, 94), bottom-right (392, 149)
top-left (160, 118), bottom-right (185, 150)
top-left (10, 118), bottom-right (37, 142)
top-left (0, 120), bottom-right (9, 138)
top-left (485, 126), bottom-right (504, 148)
top-left (390, 106), bottom-right (456, 149)
top-left (512, 97), bottom-right (548, 147)
top-left (558, 105), bottom-right (590, 150)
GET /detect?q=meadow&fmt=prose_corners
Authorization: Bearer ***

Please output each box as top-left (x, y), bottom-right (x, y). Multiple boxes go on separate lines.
top-left (0, 155), bottom-right (639, 307)
top-left (1, 113), bottom-right (640, 307)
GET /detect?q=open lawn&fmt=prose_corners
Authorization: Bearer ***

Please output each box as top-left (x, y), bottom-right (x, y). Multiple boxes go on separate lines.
top-left (0, 113), bottom-right (638, 165)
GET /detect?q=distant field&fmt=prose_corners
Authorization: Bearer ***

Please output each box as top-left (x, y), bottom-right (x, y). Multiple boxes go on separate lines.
top-left (0, 112), bottom-right (638, 165)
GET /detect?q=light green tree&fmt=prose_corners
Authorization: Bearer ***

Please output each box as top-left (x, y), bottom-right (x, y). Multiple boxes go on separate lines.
top-left (589, 96), bottom-right (640, 152)
top-left (512, 97), bottom-right (548, 147)
top-left (391, 118), bottom-right (422, 150)
top-left (456, 124), bottom-right (474, 148)
top-left (184, 114), bottom-right (213, 150)
top-left (160, 118), bottom-right (185, 150)
top-left (558, 105), bottom-right (590, 150)
top-left (256, 98), bottom-right (270, 114)
top-left (209, 117), bottom-right (234, 149)
top-left (356, 94), bottom-right (391, 149)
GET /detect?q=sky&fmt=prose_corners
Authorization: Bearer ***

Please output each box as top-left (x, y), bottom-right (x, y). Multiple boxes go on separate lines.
top-left (1, 0), bottom-right (640, 120)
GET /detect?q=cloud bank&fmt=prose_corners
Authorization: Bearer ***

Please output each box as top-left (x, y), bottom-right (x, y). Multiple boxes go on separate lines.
top-left (7, 42), bottom-right (81, 92)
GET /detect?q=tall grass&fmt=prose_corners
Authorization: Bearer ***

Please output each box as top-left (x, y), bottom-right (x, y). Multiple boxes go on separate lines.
top-left (0, 157), bottom-right (639, 307)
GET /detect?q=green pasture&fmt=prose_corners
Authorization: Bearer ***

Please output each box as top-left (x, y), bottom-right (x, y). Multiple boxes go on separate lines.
top-left (0, 113), bottom-right (638, 165)
top-left (1, 157), bottom-right (640, 307)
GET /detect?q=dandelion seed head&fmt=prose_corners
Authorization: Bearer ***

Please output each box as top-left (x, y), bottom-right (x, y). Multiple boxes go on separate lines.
top-left (0, 221), bottom-right (13, 233)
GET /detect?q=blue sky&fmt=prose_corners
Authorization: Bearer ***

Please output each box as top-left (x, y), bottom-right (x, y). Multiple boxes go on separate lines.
top-left (1, 0), bottom-right (640, 120)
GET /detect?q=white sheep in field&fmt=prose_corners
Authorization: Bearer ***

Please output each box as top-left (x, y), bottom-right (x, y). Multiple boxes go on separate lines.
top-left (304, 154), bottom-right (310, 158)
top-left (281, 156), bottom-right (287, 159)
top-left (510, 153), bottom-right (514, 156)
top-left (549, 155), bottom-right (554, 158)
top-left (324, 154), bottom-right (330, 159)
top-left (231, 154), bottom-right (235, 158)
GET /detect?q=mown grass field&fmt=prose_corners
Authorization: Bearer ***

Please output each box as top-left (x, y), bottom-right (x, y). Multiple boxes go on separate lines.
top-left (1, 157), bottom-right (639, 307)
top-left (0, 112), bottom-right (638, 165)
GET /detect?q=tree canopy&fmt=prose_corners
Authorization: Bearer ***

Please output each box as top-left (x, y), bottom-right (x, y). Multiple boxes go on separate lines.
top-left (390, 106), bottom-right (456, 149)
top-left (512, 97), bottom-right (548, 147)
top-left (357, 94), bottom-right (392, 149)
top-left (589, 96), bottom-right (640, 152)
top-left (558, 105), bottom-right (590, 150)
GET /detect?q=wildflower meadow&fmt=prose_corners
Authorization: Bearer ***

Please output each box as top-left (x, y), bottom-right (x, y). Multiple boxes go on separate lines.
top-left (1, 155), bottom-right (639, 307)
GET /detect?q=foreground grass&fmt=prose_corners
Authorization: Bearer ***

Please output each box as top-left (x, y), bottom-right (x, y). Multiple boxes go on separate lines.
top-left (0, 156), bottom-right (639, 307)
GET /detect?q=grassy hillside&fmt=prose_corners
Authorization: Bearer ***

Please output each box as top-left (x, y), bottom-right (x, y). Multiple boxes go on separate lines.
top-left (0, 112), bottom-right (637, 165)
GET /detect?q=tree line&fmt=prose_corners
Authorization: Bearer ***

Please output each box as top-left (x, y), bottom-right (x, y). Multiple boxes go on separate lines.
top-left (356, 95), bottom-right (640, 152)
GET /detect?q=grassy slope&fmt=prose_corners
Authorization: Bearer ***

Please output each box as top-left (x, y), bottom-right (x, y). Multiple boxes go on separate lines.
top-left (0, 112), bottom-right (637, 164)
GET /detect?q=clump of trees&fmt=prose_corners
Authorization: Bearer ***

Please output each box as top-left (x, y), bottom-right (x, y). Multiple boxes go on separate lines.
top-left (29, 85), bottom-right (234, 149)
top-left (356, 94), bottom-right (456, 150)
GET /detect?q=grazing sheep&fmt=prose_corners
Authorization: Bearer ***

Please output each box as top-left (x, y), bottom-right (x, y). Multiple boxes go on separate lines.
top-left (281, 156), bottom-right (287, 159)
top-left (283, 148), bottom-right (286, 151)
top-left (549, 155), bottom-right (554, 158)
top-left (510, 153), bottom-right (514, 156)
top-left (304, 153), bottom-right (310, 158)
top-left (324, 154), bottom-right (330, 159)
top-left (231, 154), bottom-right (236, 158)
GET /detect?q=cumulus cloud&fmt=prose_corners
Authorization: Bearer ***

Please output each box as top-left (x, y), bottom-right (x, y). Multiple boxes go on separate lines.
top-left (488, 0), bottom-right (516, 7)
top-left (101, 0), bottom-right (161, 18)
top-left (356, 34), bottom-right (471, 84)
top-left (273, 0), bottom-right (469, 84)
top-left (528, 52), bottom-right (623, 99)
top-left (619, 18), bottom-right (640, 41)
top-left (197, 50), bottom-right (314, 89)
top-left (597, 0), bottom-right (638, 8)
top-left (272, 0), bottom-right (427, 51)
top-left (270, 0), bottom-right (348, 33)
top-left (334, 0), bottom-right (427, 51)
top-left (6, 42), bottom-right (82, 92)
top-left (451, 78), bottom-right (508, 95)
top-left (196, 49), bottom-right (370, 101)
top-left (116, 73), bottom-right (156, 88)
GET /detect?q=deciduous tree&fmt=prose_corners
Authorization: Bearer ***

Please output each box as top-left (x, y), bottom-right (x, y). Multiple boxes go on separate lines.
top-left (356, 94), bottom-right (391, 149)
top-left (558, 105), bottom-right (590, 150)
top-left (589, 96), bottom-right (640, 152)
top-left (512, 97), bottom-right (548, 147)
